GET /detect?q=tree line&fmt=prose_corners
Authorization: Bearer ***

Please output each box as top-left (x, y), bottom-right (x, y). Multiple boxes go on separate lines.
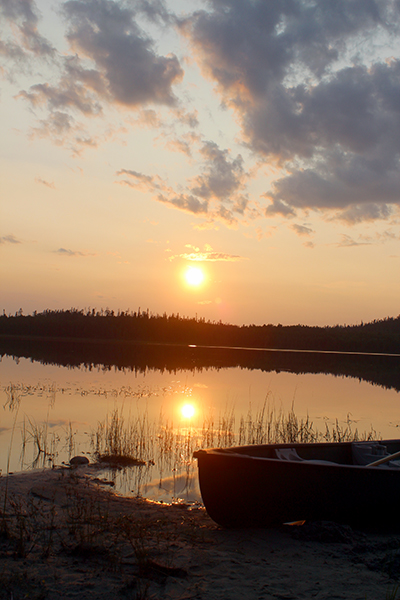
top-left (1, 308), bottom-right (400, 354)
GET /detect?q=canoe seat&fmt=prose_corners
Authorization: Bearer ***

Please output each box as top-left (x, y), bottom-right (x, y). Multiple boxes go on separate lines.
top-left (352, 442), bottom-right (388, 465)
top-left (352, 442), bottom-right (400, 468)
top-left (275, 448), bottom-right (303, 461)
top-left (275, 448), bottom-right (337, 465)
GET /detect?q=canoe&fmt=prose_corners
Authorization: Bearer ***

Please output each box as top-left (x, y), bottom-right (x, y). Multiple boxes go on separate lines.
top-left (193, 439), bottom-right (400, 529)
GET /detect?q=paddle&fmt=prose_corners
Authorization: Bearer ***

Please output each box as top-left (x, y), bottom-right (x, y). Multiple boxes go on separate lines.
top-left (368, 449), bottom-right (400, 467)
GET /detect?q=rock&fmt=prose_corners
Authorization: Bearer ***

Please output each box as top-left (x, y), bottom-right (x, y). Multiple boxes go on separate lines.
top-left (69, 456), bottom-right (89, 466)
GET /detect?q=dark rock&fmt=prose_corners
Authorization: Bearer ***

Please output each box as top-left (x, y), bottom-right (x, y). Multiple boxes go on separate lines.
top-left (69, 456), bottom-right (89, 466)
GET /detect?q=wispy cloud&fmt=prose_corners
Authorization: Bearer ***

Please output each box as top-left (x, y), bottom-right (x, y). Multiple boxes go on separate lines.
top-left (0, 0), bottom-right (55, 67)
top-left (336, 235), bottom-right (372, 248)
top-left (168, 244), bottom-right (245, 262)
top-left (0, 234), bottom-right (21, 245)
top-left (117, 139), bottom-right (256, 225)
top-left (291, 224), bottom-right (315, 237)
top-left (35, 177), bottom-right (55, 189)
top-left (54, 248), bottom-right (96, 257)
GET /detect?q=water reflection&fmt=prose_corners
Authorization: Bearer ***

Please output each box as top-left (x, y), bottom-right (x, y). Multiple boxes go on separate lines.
top-left (2, 337), bottom-right (400, 390)
top-left (1, 343), bottom-right (400, 502)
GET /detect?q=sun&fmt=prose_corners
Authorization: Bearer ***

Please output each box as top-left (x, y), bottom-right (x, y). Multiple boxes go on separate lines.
top-left (181, 403), bottom-right (195, 419)
top-left (185, 266), bottom-right (204, 287)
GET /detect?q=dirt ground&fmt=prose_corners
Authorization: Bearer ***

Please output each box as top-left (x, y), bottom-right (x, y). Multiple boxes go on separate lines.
top-left (1, 467), bottom-right (400, 599)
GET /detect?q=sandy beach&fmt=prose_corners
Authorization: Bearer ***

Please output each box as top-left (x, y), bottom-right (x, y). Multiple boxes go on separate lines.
top-left (1, 466), bottom-right (400, 600)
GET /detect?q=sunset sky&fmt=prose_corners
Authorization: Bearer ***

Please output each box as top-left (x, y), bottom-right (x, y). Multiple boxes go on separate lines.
top-left (1, 0), bottom-right (400, 326)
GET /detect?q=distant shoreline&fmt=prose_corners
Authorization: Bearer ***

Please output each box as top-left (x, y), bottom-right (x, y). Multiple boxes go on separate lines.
top-left (1, 309), bottom-right (400, 354)
top-left (1, 333), bottom-right (400, 358)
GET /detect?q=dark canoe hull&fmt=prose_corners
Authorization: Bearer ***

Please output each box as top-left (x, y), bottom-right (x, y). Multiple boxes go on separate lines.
top-left (194, 440), bottom-right (400, 529)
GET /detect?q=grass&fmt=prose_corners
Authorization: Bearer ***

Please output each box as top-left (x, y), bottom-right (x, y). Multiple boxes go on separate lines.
top-left (85, 399), bottom-right (379, 504)
top-left (2, 376), bottom-right (379, 505)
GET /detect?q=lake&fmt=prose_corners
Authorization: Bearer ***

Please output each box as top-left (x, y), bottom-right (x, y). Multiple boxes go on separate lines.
top-left (1, 343), bottom-right (400, 504)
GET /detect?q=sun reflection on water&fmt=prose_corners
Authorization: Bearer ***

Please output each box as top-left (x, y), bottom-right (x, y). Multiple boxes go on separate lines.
top-left (181, 403), bottom-right (195, 419)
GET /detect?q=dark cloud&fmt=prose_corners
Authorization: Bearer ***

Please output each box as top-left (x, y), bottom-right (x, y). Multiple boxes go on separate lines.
top-left (15, 0), bottom-right (183, 150)
top-left (157, 192), bottom-right (210, 215)
top-left (19, 80), bottom-right (103, 116)
top-left (183, 0), bottom-right (400, 222)
top-left (0, 0), bottom-right (55, 61)
top-left (62, 0), bottom-right (183, 107)
top-left (192, 142), bottom-right (246, 201)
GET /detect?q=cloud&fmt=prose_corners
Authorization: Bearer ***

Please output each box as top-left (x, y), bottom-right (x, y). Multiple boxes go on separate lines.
top-left (338, 229), bottom-right (400, 247)
top-left (0, 234), bottom-right (21, 245)
top-left (291, 223), bottom-right (315, 236)
top-left (191, 141), bottom-right (247, 202)
top-left (116, 169), bottom-right (163, 192)
top-left (35, 177), bottom-right (56, 189)
top-left (169, 244), bottom-right (245, 262)
top-left (160, 131), bottom-right (201, 157)
top-left (54, 248), bottom-right (95, 256)
top-left (170, 107), bottom-right (199, 129)
top-left (157, 191), bottom-right (210, 215)
top-left (19, 76), bottom-right (103, 116)
top-left (291, 224), bottom-right (314, 237)
top-left (182, 0), bottom-right (400, 222)
top-left (14, 0), bottom-right (182, 149)
top-left (117, 139), bottom-right (254, 225)
top-left (0, 0), bottom-right (55, 63)
top-left (336, 235), bottom-right (372, 248)
top-left (62, 0), bottom-right (182, 107)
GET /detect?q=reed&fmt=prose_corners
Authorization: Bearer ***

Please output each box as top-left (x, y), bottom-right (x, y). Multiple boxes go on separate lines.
top-left (92, 406), bottom-right (154, 464)
top-left (87, 399), bottom-right (379, 502)
top-left (2, 385), bottom-right (22, 535)
top-left (92, 400), bottom-right (378, 463)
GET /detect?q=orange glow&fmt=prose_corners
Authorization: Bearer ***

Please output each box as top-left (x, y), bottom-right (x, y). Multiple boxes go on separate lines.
top-left (181, 403), bottom-right (195, 419)
top-left (184, 266), bottom-right (204, 287)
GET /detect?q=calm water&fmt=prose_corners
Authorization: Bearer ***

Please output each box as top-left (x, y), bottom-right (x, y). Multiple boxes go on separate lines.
top-left (1, 349), bottom-right (400, 503)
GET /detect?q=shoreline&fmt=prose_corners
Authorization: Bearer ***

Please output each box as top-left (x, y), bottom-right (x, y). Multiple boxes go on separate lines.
top-left (1, 467), bottom-right (399, 599)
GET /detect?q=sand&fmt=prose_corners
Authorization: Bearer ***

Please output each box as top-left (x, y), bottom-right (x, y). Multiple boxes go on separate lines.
top-left (0, 466), bottom-right (399, 599)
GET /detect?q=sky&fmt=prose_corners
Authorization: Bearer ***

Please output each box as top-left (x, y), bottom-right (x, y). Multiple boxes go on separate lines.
top-left (1, 0), bottom-right (400, 327)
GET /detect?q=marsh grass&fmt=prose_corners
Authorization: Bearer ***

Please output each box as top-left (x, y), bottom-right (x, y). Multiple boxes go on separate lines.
top-left (237, 401), bottom-right (377, 446)
top-left (88, 400), bottom-right (378, 502)
top-left (92, 407), bottom-right (154, 464)
top-left (20, 416), bottom-right (60, 469)
top-left (3, 376), bottom-right (379, 504)
top-left (2, 384), bottom-right (22, 536)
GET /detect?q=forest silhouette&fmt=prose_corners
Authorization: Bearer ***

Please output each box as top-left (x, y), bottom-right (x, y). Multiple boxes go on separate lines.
top-left (1, 308), bottom-right (400, 353)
